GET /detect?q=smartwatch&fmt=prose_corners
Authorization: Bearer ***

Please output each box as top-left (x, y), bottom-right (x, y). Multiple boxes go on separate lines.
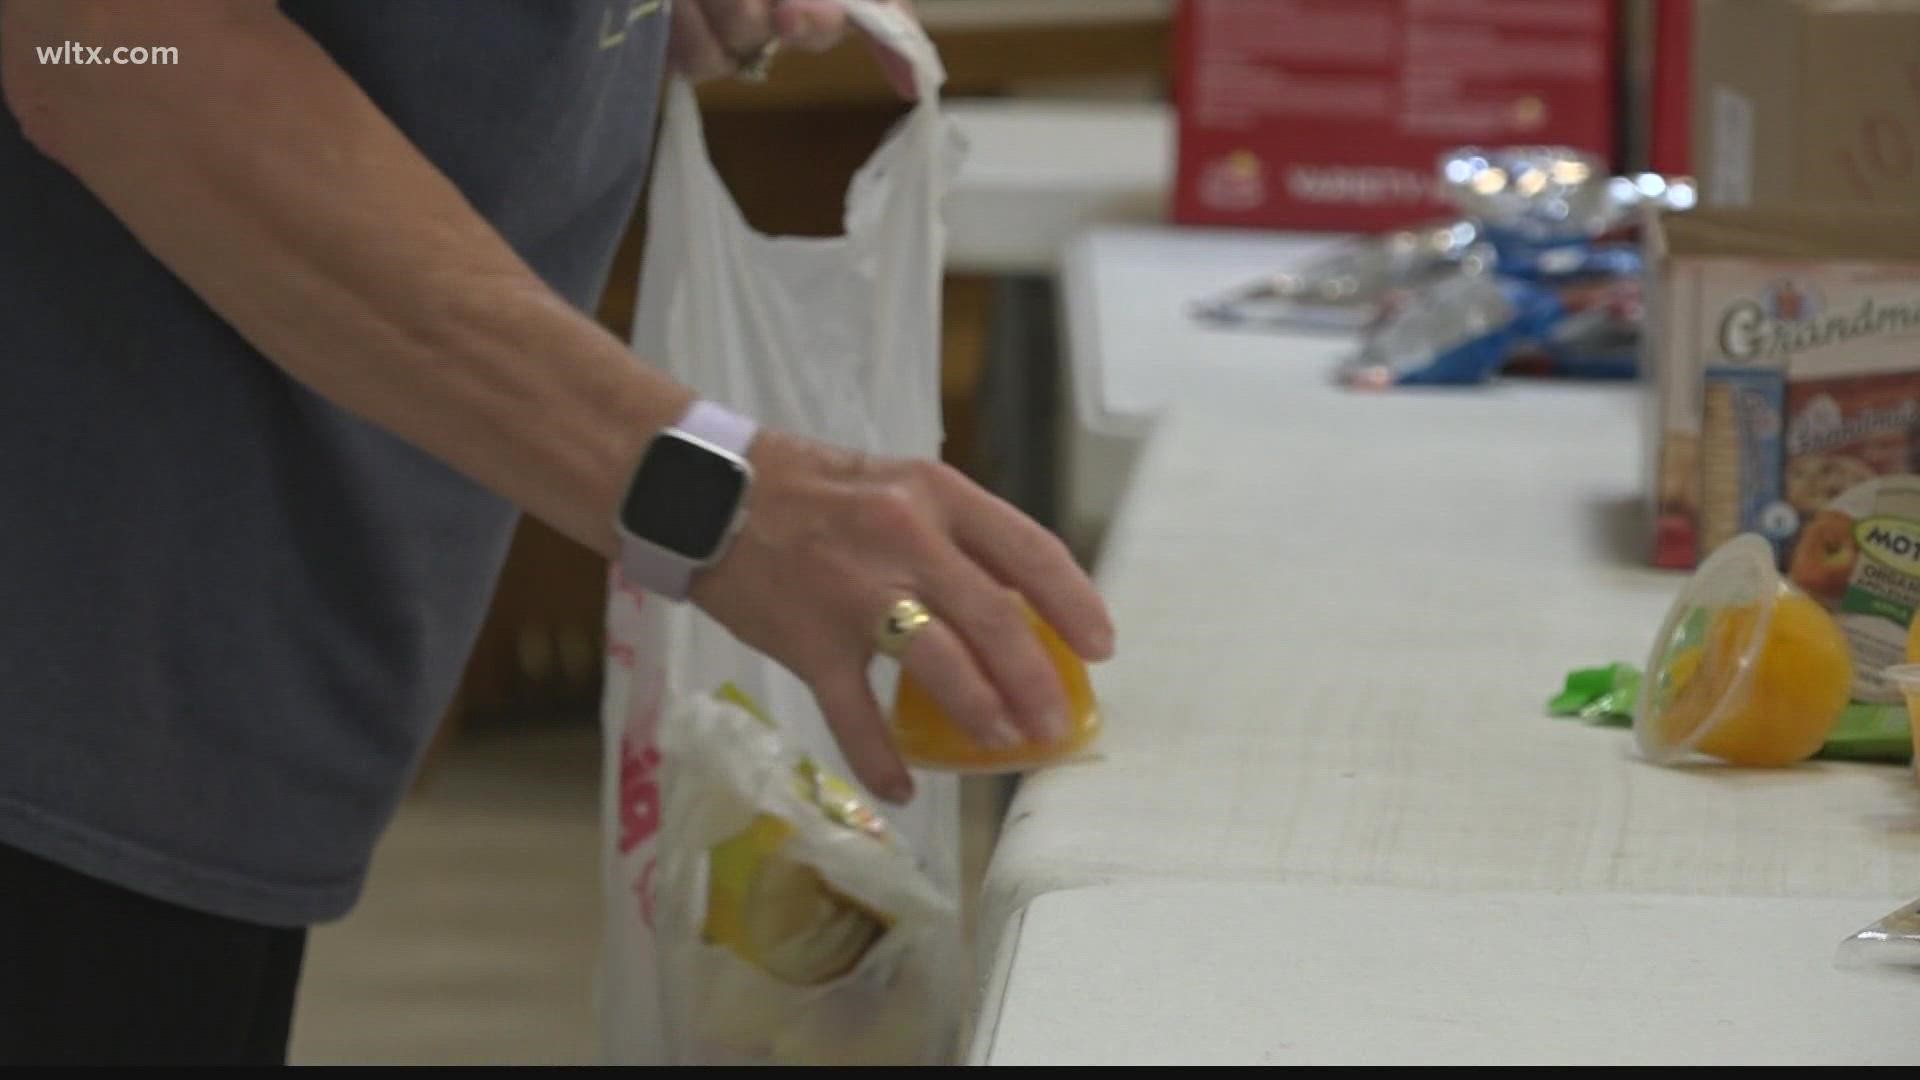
top-left (615, 400), bottom-right (759, 601)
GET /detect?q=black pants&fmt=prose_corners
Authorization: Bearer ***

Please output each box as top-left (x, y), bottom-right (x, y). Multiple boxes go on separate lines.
top-left (0, 842), bottom-right (307, 1065)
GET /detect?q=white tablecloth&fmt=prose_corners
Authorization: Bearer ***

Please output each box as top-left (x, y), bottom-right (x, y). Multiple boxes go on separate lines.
top-left (974, 882), bottom-right (1918, 1066)
top-left (1056, 228), bottom-right (1353, 548)
top-left (1061, 228), bottom-right (1355, 438)
top-left (977, 226), bottom-right (1920, 1063)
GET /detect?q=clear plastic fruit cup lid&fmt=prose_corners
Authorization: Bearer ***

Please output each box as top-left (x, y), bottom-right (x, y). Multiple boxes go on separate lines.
top-left (1882, 664), bottom-right (1920, 695)
top-left (1634, 534), bottom-right (1780, 764)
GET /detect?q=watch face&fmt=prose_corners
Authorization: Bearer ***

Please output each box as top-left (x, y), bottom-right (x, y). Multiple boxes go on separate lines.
top-left (619, 432), bottom-right (750, 561)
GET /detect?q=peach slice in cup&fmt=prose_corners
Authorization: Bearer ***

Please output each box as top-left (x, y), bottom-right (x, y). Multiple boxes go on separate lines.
top-left (1635, 534), bottom-right (1853, 768)
top-left (889, 599), bottom-right (1102, 775)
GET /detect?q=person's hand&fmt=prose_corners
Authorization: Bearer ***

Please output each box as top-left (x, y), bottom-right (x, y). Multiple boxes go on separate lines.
top-left (691, 431), bottom-right (1115, 803)
top-left (669, 0), bottom-right (919, 99)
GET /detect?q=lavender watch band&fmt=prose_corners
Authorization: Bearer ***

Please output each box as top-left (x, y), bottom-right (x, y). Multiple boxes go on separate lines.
top-left (676, 399), bottom-right (759, 460)
top-left (619, 400), bottom-right (759, 602)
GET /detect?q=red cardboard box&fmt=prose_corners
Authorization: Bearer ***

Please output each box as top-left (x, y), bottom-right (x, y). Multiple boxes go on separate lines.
top-left (1172, 0), bottom-right (1621, 233)
top-left (1646, 0), bottom-right (1693, 177)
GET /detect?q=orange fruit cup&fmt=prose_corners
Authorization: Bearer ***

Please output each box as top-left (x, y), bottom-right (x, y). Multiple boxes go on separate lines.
top-left (1635, 534), bottom-right (1853, 768)
top-left (889, 600), bottom-right (1102, 774)
top-left (1880, 664), bottom-right (1920, 783)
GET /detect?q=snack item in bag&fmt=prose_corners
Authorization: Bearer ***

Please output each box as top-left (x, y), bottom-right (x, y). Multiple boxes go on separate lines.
top-left (1346, 148), bottom-right (1691, 387)
top-left (1503, 268), bottom-right (1644, 381)
top-left (1341, 259), bottom-right (1534, 390)
top-left (1189, 221), bottom-right (1481, 333)
top-left (1439, 147), bottom-right (1615, 256)
top-left (653, 686), bottom-right (964, 1066)
top-left (891, 598), bottom-right (1101, 774)
top-left (1635, 534), bottom-right (1853, 767)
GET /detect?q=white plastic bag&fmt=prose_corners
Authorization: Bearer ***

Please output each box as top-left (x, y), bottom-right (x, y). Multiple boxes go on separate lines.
top-left (651, 687), bottom-right (964, 1066)
top-left (598, 1), bottom-right (966, 1063)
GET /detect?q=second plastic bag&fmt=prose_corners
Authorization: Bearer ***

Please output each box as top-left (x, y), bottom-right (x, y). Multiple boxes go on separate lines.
top-left (598, 0), bottom-right (967, 1064)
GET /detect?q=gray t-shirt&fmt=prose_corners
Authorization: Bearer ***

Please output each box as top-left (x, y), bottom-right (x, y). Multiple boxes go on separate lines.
top-left (0, 1), bottom-right (668, 926)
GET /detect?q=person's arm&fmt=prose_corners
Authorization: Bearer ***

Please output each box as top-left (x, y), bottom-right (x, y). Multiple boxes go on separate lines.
top-left (1, 0), bottom-right (1114, 803)
top-left (1, 0), bottom-right (685, 557)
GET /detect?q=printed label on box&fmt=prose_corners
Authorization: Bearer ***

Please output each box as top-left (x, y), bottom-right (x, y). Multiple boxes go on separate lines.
top-left (1699, 367), bottom-right (1789, 558)
top-left (1172, 0), bottom-right (1618, 232)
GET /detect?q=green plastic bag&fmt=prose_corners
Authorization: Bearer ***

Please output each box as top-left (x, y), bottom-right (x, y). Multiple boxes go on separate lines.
top-left (1546, 663), bottom-right (1641, 724)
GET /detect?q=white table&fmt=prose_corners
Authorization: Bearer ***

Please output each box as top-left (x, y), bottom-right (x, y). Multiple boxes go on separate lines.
top-left (945, 103), bottom-right (1171, 276)
top-left (940, 120), bottom-right (1172, 538)
top-left (1061, 228), bottom-right (1360, 439)
top-left (975, 226), bottom-right (1920, 1064)
top-left (1056, 226), bottom-right (1356, 558)
top-left (974, 883), bottom-right (1918, 1066)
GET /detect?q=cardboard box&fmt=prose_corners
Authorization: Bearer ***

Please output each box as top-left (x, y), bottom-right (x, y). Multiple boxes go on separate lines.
top-left (1691, 0), bottom-right (1920, 209)
top-left (1644, 208), bottom-right (1920, 572)
top-left (1645, 0), bottom-right (1694, 175)
top-left (1171, 0), bottom-right (1620, 233)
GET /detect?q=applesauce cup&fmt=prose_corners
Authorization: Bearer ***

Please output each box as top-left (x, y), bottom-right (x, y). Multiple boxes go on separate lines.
top-left (1635, 534), bottom-right (1853, 767)
top-left (1879, 664), bottom-right (1920, 782)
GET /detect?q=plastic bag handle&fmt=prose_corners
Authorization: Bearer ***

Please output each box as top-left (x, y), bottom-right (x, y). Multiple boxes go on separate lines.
top-left (819, 0), bottom-right (947, 102)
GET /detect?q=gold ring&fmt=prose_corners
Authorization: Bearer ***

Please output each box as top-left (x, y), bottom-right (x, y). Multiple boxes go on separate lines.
top-left (735, 37), bottom-right (781, 82)
top-left (875, 597), bottom-right (934, 659)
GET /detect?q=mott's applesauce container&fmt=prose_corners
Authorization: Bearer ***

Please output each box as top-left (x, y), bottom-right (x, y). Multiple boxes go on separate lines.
top-left (1784, 476), bottom-right (1920, 704)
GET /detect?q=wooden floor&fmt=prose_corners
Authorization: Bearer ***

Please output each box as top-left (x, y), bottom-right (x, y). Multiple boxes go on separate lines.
top-left (288, 719), bottom-right (1002, 1065)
